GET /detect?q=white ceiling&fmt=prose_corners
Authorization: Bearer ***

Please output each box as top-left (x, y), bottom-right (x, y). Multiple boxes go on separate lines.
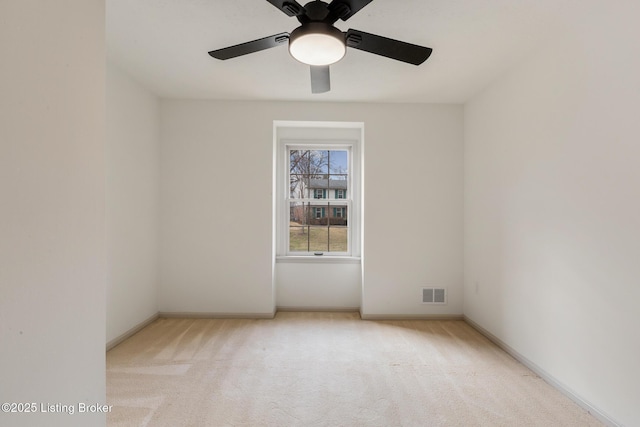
top-left (106, 0), bottom-right (576, 103)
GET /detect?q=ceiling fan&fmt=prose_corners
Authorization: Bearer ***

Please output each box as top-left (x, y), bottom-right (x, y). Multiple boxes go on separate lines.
top-left (208, 0), bottom-right (433, 94)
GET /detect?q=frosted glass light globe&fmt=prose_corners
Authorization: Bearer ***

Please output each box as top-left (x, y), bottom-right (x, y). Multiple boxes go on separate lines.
top-left (289, 24), bottom-right (346, 66)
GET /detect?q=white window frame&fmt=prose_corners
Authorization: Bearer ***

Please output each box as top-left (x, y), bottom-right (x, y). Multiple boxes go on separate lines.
top-left (274, 121), bottom-right (362, 262)
top-left (284, 143), bottom-right (352, 256)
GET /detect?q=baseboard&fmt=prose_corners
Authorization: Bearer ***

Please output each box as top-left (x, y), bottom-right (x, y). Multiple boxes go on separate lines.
top-left (158, 311), bottom-right (276, 319)
top-left (276, 306), bottom-right (360, 313)
top-left (463, 316), bottom-right (620, 427)
top-left (360, 313), bottom-right (464, 321)
top-left (106, 313), bottom-right (159, 351)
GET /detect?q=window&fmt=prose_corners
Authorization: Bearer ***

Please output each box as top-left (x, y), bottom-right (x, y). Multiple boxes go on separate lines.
top-left (275, 122), bottom-right (361, 259)
top-left (314, 189), bottom-right (327, 199)
top-left (288, 148), bottom-right (349, 254)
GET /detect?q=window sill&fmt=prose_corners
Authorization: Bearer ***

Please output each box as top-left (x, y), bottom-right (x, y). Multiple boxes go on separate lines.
top-left (276, 256), bottom-right (361, 264)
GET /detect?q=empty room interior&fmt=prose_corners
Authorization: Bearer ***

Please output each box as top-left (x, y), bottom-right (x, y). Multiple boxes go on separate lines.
top-left (1, 0), bottom-right (639, 426)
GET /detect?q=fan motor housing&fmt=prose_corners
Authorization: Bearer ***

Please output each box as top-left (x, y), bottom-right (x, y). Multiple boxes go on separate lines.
top-left (300, 1), bottom-right (331, 22)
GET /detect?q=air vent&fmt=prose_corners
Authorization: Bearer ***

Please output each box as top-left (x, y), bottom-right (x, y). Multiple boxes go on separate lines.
top-left (282, 2), bottom-right (303, 16)
top-left (422, 287), bottom-right (447, 304)
top-left (346, 33), bottom-right (362, 47)
top-left (274, 35), bottom-right (289, 44)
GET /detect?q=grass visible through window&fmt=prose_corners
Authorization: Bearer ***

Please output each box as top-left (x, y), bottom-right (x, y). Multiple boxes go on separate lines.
top-left (289, 223), bottom-right (348, 252)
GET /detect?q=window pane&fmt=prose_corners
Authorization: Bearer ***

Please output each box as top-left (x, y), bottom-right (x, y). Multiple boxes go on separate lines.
top-left (329, 150), bottom-right (348, 174)
top-left (289, 226), bottom-right (309, 252)
top-left (309, 227), bottom-right (329, 252)
top-left (289, 173), bottom-right (307, 199)
top-left (309, 205), bottom-right (328, 225)
top-left (328, 150), bottom-right (348, 194)
top-left (313, 150), bottom-right (329, 175)
top-left (329, 227), bottom-right (348, 252)
top-left (290, 150), bottom-right (329, 175)
top-left (329, 206), bottom-right (347, 225)
top-left (289, 150), bottom-right (314, 199)
top-left (289, 202), bottom-right (305, 225)
top-left (289, 150), bottom-right (305, 199)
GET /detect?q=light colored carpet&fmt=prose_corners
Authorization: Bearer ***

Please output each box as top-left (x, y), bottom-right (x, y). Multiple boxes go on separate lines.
top-left (106, 312), bottom-right (602, 426)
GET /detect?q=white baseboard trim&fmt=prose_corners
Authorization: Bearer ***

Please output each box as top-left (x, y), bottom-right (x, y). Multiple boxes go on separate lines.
top-left (361, 313), bottom-right (464, 321)
top-left (463, 316), bottom-right (620, 427)
top-left (158, 311), bottom-right (276, 319)
top-left (106, 313), bottom-right (159, 351)
top-left (276, 306), bottom-right (360, 313)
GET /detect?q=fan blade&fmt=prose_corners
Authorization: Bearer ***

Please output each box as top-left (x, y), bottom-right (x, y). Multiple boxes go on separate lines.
top-left (209, 33), bottom-right (289, 60)
top-left (266, 0), bottom-right (306, 17)
top-left (345, 29), bottom-right (432, 65)
top-left (328, 0), bottom-right (373, 21)
top-left (310, 66), bottom-right (330, 94)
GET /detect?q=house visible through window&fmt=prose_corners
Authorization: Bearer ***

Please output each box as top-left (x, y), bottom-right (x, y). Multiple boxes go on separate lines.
top-left (288, 148), bottom-right (351, 254)
top-left (314, 189), bottom-right (327, 199)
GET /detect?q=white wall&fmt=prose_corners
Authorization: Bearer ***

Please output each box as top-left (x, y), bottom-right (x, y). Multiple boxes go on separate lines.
top-left (106, 62), bottom-right (159, 344)
top-left (159, 101), bottom-right (463, 317)
top-left (360, 104), bottom-right (463, 317)
top-left (276, 263), bottom-right (362, 309)
top-left (0, 1), bottom-right (106, 426)
top-left (464, 3), bottom-right (640, 425)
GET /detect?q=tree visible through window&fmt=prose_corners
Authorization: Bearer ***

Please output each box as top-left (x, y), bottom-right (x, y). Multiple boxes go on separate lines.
top-left (288, 149), bottom-right (349, 253)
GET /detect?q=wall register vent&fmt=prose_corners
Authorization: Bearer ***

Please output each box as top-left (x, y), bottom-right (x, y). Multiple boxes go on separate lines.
top-left (422, 287), bottom-right (447, 304)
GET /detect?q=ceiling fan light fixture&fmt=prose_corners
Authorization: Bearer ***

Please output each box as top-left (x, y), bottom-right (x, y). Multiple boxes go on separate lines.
top-left (288, 23), bottom-right (346, 66)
